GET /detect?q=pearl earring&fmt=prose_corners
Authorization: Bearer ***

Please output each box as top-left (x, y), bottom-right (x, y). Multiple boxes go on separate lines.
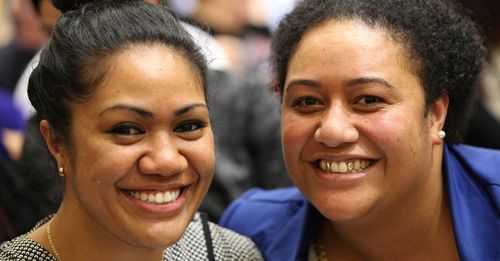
top-left (438, 130), bottom-right (446, 139)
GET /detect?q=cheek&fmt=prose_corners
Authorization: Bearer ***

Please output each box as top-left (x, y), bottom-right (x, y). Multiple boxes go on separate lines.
top-left (71, 138), bottom-right (136, 185)
top-left (364, 110), bottom-right (430, 171)
top-left (281, 112), bottom-right (317, 176)
top-left (189, 136), bottom-right (216, 179)
top-left (364, 109), bottom-right (423, 148)
top-left (281, 114), bottom-right (309, 157)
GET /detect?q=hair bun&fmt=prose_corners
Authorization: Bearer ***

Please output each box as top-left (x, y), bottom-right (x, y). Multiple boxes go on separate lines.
top-left (50, 0), bottom-right (100, 13)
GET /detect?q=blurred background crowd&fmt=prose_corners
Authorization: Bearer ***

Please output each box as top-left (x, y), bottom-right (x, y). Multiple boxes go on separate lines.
top-left (1, 0), bottom-right (500, 241)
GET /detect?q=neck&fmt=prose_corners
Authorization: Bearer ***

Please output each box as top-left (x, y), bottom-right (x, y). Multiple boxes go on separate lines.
top-left (45, 199), bottom-right (165, 261)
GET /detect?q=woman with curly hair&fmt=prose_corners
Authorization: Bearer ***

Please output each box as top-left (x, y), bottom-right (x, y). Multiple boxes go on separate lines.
top-left (221, 0), bottom-right (499, 260)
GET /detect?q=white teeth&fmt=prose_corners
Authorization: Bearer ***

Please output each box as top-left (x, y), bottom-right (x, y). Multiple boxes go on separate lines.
top-left (319, 159), bottom-right (372, 173)
top-left (320, 160), bottom-right (327, 170)
top-left (128, 189), bottom-right (181, 204)
top-left (339, 162), bottom-right (348, 173)
top-left (354, 160), bottom-right (360, 170)
top-left (331, 162), bottom-right (339, 172)
top-left (155, 193), bottom-right (163, 204)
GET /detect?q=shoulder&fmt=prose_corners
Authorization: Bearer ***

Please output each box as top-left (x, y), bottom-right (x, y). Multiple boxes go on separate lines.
top-left (445, 144), bottom-right (500, 259)
top-left (219, 188), bottom-right (310, 251)
top-left (447, 144), bottom-right (500, 185)
top-left (207, 221), bottom-right (263, 260)
top-left (220, 187), bottom-right (307, 226)
top-left (0, 234), bottom-right (55, 261)
top-left (449, 143), bottom-right (500, 160)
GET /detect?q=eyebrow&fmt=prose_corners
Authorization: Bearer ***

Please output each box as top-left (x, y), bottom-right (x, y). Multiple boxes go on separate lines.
top-left (285, 79), bottom-right (320, 92)
top-left (174, 103), bottom-right (208, 116)
top-left (99, 104), bottom-right (153, 117)
top-left (99, 103), bottom-right (208, 117)
top-left (345, 77), bottom-right (395, 89)
top-left (285, 77), bottom-right (395, 92)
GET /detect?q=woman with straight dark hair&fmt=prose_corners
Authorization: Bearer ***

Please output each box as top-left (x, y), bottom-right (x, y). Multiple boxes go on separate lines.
top-left (0, 1), bottom-right (262, 260)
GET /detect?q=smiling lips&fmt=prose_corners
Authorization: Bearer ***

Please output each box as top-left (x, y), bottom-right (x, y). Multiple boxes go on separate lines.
top-left (127, 189), bottom-right (181, 204)
top-left (319, 159), bottom-right (372, 173)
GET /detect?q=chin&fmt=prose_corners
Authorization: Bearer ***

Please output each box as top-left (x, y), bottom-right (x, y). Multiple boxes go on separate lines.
top-left (125, 219), bottom-right (190, 249)
top-left (323, 210), bottom-right (370, 223)
top-left (130, 230), bottom-right (184, 249)
top-left (314, 200), bottom-right (376, 224)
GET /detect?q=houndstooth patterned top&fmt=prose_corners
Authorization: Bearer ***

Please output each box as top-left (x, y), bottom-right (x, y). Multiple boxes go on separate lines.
top-left (0, 213), bottom-right (263, 260)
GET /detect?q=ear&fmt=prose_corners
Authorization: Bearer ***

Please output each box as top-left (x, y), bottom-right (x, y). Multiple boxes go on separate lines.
top-left (429, 93), bottom-right (449, 145)
top-left (39, 120), bottom-right (66, 167)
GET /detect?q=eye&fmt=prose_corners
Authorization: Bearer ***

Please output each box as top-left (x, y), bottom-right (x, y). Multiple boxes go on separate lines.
top-left (353, 95), bottom-right (386, 112)
top-left (109, 124), bottom-right (144, 136)
top-left (289, 96), bottom-right (323, 113)
top-left (292, 96), bottom-right (321, 107)
top-left (358, 96), bottom-right (382, 105)
top-left (174, 120), bottom-right (208, 133)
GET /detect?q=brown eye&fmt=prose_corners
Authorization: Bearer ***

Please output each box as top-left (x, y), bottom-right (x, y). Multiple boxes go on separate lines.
top-left (110, 124), bottom-right (144, 135)
top-left (174, 120), bottom-right (208, 133)
top-left (353, 95), bottom-right (387, 113)
top-left (292, 97), bottom-right (321, 107)
top-left (358, 96), bottom-right (382, 105)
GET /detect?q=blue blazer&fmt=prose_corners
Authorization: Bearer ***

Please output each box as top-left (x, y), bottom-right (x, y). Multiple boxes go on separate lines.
top-left (220, 144), bottom-right (500, 260)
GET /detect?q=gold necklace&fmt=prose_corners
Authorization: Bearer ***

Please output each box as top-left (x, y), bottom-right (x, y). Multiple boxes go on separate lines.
top-left (46, 218), bottom-right (166, 261)
top-left (314, 234), bottom-right (328, 261)
top-left (47, 218), bottom-right (62, 261)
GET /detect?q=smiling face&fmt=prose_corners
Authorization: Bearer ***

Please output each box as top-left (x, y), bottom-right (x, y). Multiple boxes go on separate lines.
top-left (51, 44), bottom-right (214, 248)
top-left (281, 19), bottom-right (448, 223)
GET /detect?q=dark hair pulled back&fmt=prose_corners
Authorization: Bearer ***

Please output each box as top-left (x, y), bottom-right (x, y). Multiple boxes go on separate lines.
top-left (28, 0), bottom-right (207, 144)
top-left (272, 0), bottom-right (485, 142)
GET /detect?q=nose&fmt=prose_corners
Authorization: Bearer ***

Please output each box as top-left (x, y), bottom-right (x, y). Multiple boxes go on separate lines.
top-left (314, 103), bottom-right (359, 147)
top-left (139, 134), bottom-right (188, 176)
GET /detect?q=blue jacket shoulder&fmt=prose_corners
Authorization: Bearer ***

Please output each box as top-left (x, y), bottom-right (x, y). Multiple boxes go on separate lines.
top-left (220, 187), bottom-right (306, 232)
top-left (220, 188), bottom-right (311, 257)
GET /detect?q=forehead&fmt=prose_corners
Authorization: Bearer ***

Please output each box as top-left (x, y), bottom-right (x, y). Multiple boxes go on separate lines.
top-left (105, 44), bottom-right (203, 94)
top-left (294, 19), bottom-right (406, 65)
top-left (74, 44), bottom-right (205, 112)
top-left (283, 19), bottom-right (425, 100)
top-left (286, 19), bottom-right (418, 85)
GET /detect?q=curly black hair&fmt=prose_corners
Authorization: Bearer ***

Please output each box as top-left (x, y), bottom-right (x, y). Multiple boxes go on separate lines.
top-left (272, 0), bottom-right (485, 142)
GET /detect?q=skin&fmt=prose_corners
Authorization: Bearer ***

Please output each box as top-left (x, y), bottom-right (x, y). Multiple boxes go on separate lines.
top-left (281, 19), bottom-right (458, 260)
top-left (38, 0), bottom-right (61, 34)
top-left (193, 0), bottom-right (248, 34)
top-left (9, 0), bottom-right (49, 50)
top-left (32, 44), bottom-right (215, 261)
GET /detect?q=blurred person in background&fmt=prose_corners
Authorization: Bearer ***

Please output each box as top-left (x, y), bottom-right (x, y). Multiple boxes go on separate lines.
top-left (0, 0), bottom-right (55, 165)
top-left (0, 0), bottom-right (62, 239)
top-left (13, 0), bottom-right (61, 119)
top-left (459, 0), bottom-right (500, 149)
top-left (0, 0), bottom-right (60, 93)
top-left (168, 0), bottom-right (249, 69)
top-left (167, 0), bottom-right (295, 70)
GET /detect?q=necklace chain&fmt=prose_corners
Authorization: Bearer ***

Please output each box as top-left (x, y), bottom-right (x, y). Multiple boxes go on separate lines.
top-left (314, 233), bottom-right (328, 261)
top-left (45, 217), bottom-right (166, 261)
top-left (46, 218), bottom-right (62, 261)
